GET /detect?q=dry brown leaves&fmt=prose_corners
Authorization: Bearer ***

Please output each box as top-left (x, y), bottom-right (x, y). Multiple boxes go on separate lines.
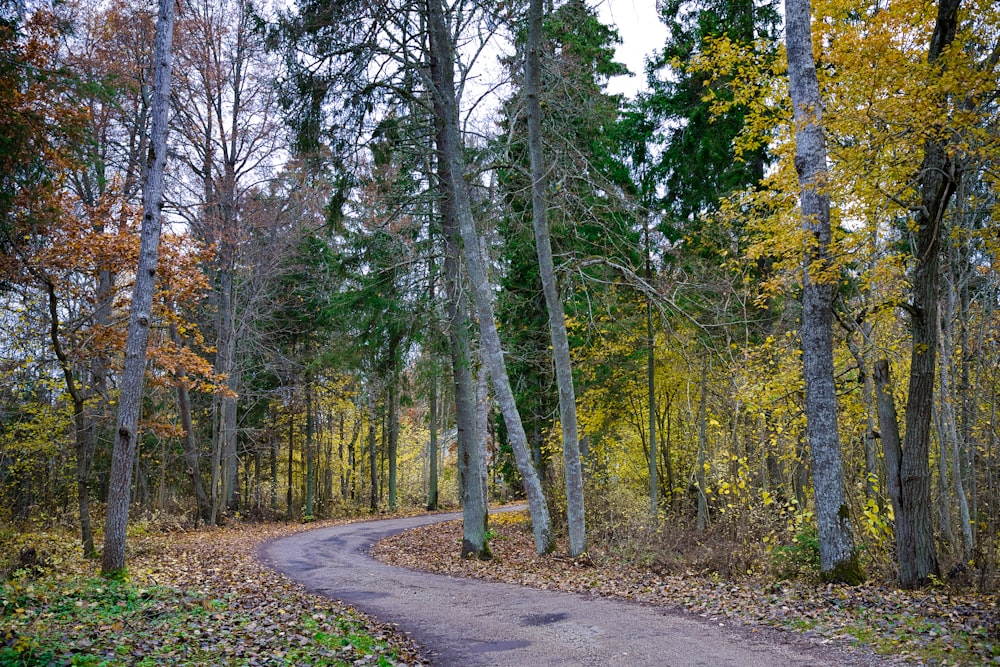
top-left (372, 512), bottom-right (999, 666)
top-left (129, 519), bottom-right (428, 665)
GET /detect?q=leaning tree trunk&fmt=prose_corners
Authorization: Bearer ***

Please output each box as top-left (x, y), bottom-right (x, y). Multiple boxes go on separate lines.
top-left (524, 0), bottom-right (585, 557)
top-left (426, 0), bottom-right (553, 553)
top-left (784, 0), bottom-right (860, 583)
top-left (101, 0), bottom-right (175, 575)
top-left (436, 89), bottom-right (488, 558)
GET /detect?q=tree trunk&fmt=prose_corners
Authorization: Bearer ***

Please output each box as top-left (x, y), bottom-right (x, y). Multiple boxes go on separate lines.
top-left (287, 408), bottom-right (294, 516)
top-left (784, 0), bottom-right (859, 582)
top-left (436, 97), bottom-right (488, 558)
top-left (216, 260), bottom-right (239, 513)
top-left (177, 376), bottom-right (211, 526)
top-left (169, 317), bottom-right (211, 525)
top-left (425, 0), bottom-right (552, 554)
top-left (305, 377), bottom-right (315, 518)
top-left (45, 283), bottom-right (98, 557)
top-left (270, 430), bottom-right (278, 511)
top-left (428, 374), bottom-right (439, 510)
top-left (873, 358), bottom-right (905, 564)
top-left (368, 386), bottom-right (378, 512)
top-left (475, 363), bottom-right (491, 506)
top-left (101, 0), bottom-right (175, 575)
top-left (388, 367), bottom-right (399, 511)
top-left (524, 0), bottom-right (585, 556)
top-left (696, 365), bottom-right (709, 531)
top-left (938, 303), bottom-right (974, 557)
top-left (896, 0), bottom-right (961, 588)
top-left (647, 256), bottom-right (658, 515)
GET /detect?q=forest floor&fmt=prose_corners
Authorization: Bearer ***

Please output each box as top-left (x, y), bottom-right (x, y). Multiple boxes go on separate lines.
top-left (373, 511), bottom-right (1000, 666)
top-left (4, 510), bottom-right (997, 666)
top-left (1, 516), bottom-right (426, 666)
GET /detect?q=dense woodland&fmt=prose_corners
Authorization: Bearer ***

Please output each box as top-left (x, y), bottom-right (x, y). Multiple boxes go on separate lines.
top-left (1, 0), bottom-right (998, 591)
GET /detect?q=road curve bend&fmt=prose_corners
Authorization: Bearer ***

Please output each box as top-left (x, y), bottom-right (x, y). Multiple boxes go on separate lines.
top-left (259, 511), bottom-right (886, 666)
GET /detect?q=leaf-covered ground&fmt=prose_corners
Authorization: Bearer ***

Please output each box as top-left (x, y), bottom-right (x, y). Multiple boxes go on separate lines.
top-left (372, 511), bottom-right (999, 666)
top-left (2, 519), bottom-right (427, 666)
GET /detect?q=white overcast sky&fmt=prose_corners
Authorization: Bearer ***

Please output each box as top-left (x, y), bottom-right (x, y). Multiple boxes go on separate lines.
top-left (597, 0), bottom-right (670, 97)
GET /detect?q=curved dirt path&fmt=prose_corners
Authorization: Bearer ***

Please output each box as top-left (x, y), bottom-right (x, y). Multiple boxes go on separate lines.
top-left (259, 511), bottom-right (887, 666)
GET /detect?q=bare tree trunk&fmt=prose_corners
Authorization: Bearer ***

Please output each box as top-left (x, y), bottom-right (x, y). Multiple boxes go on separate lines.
top-left (436, 101), bottom-right (488, 557)
top-left (101, 0), bottom-right (174, 574)
top-left (784, 0), bottom-right (859, 582)
top-left (428, 374), bottom-right (439, 510)
top-left (524, 0), bottom-right (585, 556)
top-left (171, 319), bottom-right (211, 525)
top-left (426, 0), bottom-right (552, 553)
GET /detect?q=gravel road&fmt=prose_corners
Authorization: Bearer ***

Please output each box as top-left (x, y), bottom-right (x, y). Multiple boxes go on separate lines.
top-left (259, 510), bottom-right (891, 666)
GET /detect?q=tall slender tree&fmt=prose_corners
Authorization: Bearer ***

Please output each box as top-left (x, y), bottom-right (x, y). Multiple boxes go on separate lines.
top-left (524, 0), bottom-right (584, 557)
top-left (101, 0), bottom-right (175, 575)
top-left (426, 0), bottom-right (553, 554)
top-left (783, 0), bottom-right (860, 583)
top-left (892, 0), bottom-right (962, 589)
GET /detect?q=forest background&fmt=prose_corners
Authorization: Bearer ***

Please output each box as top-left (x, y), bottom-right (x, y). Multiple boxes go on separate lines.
top-left (1, 0), bottom-right (999, 644)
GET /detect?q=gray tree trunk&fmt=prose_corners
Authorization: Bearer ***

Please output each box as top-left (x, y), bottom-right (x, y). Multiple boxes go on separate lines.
top-left (101, 0), bottom-right (175, 574)
top-left (524, 0), bottom-right (585, 556)
top-left (475, 363), bottom-right (491, 509)
top-left (436, 89), bottom-right (488, 558)
top-left (784, 0), bottom-right (859, 582)
top-left (426, 0), bottom-right (553, 553)
top-left (937, 303), bottom-right (974, 557)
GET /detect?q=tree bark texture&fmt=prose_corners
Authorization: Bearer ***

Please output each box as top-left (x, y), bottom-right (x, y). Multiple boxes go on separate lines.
top-left (896, 0), bottom-right (961, 588)
top-left (524, 0), bottom-right (585, 557)
top-left (874, 359), bottom-right (905, 563)
top-left (426, 0), bottom-right (552, 553)
top-left (784, 0), bottom-right (858, 581)
top-left (101, 0), bottom-right (174, 574)
top-left (436, 84), bottom-right (488, 558)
